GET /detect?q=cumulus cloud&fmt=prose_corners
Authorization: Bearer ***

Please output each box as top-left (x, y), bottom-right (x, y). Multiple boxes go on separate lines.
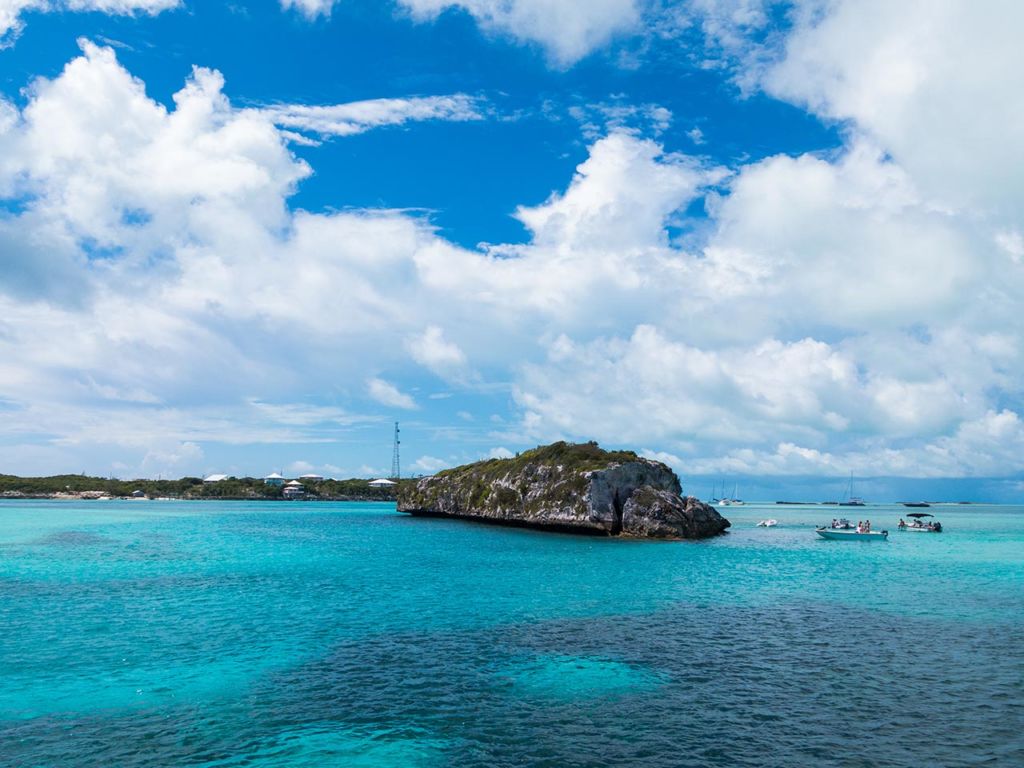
top-left (412, 455), bottom-right (450, 473)
top-left (514, 133), bottom-right (717, 252)
top-left (1, 29), bottom-right (1022, 481)
top-left (287, 459), bottom-right (315, 474)
top-left (763, 0), bottom-right (1024, 224)
top-left (367, 378), bottom-right (418, 410)
top-left (406, 325), bottom-right (469, 381)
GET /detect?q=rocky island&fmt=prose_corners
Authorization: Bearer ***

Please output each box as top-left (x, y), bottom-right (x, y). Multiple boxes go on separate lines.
top-left (397, 441), bottom-right (730, 539)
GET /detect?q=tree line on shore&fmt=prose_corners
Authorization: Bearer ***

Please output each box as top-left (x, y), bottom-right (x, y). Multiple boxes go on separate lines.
top-left (0, 473), bottom-right (405, 500)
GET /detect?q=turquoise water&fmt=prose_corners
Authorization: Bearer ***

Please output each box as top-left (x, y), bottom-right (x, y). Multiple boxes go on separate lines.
top-left (1, 500), bottom-right (1021, 766)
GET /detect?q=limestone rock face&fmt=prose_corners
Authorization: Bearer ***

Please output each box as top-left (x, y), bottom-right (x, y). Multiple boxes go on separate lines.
top-left (397, 441), bottom-right (729, 540)
top-left (621, 487), bottom-right (731, 539)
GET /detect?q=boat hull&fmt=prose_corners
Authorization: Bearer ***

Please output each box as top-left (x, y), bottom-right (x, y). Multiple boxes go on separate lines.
top-left (815, 528), bottom-right (887, 540)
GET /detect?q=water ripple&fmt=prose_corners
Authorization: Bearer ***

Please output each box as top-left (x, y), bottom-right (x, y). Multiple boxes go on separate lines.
top-left (1, 501), bottom-right (1021, 767)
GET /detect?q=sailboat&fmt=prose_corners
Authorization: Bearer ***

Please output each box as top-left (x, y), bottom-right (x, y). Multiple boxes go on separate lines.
top-left (838, 472), bottom-right (865, 506)
top-left (711, 480), bottom-right (727, 504)
top-left (717, 482), bottom-right (744, 506)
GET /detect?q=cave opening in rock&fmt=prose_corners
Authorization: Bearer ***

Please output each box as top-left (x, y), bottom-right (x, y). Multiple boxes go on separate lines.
top-left (611, 489), bottom-right (624, 535)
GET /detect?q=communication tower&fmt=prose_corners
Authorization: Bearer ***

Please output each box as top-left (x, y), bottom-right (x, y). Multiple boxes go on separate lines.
top-left (390, 422), bottom-right (401, 481)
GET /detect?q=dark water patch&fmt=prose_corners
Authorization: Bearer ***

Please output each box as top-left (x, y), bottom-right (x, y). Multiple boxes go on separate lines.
top-left (1, 529), bottom-right (188, 564)
top-left (30, 530), bottom-right (111, 547)
top-left (243, 603), bottom-right (1022, 767)
top-left (3, 600), bottom-right (1021, 766)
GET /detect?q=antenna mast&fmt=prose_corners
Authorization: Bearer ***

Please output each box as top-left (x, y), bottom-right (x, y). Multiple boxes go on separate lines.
top-left (390, 422), bottom-right (401, 481)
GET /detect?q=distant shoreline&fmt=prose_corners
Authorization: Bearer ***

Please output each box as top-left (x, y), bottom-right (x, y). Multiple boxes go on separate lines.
top-left (0, 492), bottom-right (396, 502)
top-left (0, 474), bottom-right (402, 503)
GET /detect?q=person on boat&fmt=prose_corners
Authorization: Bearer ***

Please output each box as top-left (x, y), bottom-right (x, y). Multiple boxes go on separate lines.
top-left (865, 519), bottom-right (871, 532)
top-left (856, 520), bottom-right (863, 533)
top-left (898, 518), bottom-right (906, 529)
top-left (831, 518), bottom-right (838, 529)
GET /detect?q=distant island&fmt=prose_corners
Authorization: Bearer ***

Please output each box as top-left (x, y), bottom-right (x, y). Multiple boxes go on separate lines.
top-left (0, 473), bottom-right (398, 502)
top-left (398, 441), bottom-right (730, 539)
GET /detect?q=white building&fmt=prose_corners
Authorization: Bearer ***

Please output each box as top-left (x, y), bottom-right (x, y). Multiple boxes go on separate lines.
top-left (263, 472), bottom-right (285, 486)
top-left (203, 474), bottom-right (229, 483)
top-left (369, 478), bottom-right (397, 487)
top-left (283, 480), bottom-right (305, 499)
top-left (299, 473), bottom-right (324, 482)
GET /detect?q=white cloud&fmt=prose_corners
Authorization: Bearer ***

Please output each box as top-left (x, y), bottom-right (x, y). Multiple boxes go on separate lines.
top-left (487, 446), bottom-right (514, 459)
top-left (367, 378), bottom-right (418, 410)
top-left (514, 131), bottom-right (718, 252)
top-left (568, 101), bottom-right (672, 140)
top-left (260, 94), bottom-right (484, 140)
top-left (0, 35), bottom-right (1022, 481)
top-left (247, 400), bottom-right (362, 427)
top-left (279, 0), bottom-right (334, 18)
top-left (0, 0), bottom-right (178, 45)
top-left (676, 409), bottom-right (1024, 479)
top-left (762, 0), bottom-right (1024, 225)
top-left (699, 141), bottom-right (978, 335)
top-left (397, 0), bottom-right (640, 66)
top-left (140, 440), bottom-right (203, 475)
top-left (278, 0), bottom-right (640, 66)
top-left (995, 230), bottom-right (1024, 263)
top-left (406, 325), bottom-right (468, 380)
top-left (6, 39), bottom-right (305, 251)
top-left (411, 455), bottom-right (450, 473)
top-left (0, 0), bottom-right (37, 41)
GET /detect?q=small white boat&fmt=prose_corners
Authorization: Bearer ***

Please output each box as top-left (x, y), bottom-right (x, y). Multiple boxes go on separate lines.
top-left (757, 519), bottom-right (778, 527)
top-left (898, 512), bottom-right (943, 532)
top-left (815, 527), bottom-right (887, 540)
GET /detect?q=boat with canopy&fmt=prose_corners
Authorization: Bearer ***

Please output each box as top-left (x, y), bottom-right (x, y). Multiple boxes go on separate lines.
top-left (898, 512), bottom-right (943, 532)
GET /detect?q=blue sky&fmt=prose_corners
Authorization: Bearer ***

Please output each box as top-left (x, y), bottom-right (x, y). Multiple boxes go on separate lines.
top-left (1, 0), bottom-right (1022, 501)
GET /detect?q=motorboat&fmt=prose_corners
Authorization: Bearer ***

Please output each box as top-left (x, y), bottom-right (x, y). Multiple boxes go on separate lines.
top-left (757, 519), bottom-right (778, 527)
top-left (897, 512), bottom-right (943, 532)
top-left (816, 527), bottom-right (888, 540)
top-left (902, 502), bottom-right (931, 508)
top-left (816, 518), bottom-right (887, 540)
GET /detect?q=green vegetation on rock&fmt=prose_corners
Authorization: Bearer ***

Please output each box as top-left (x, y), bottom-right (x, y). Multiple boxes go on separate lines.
top-left (434, 441), bottom-right (639, 481)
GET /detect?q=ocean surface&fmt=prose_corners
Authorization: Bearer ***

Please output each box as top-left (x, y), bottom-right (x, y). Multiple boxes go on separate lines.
top-left (1, 499), bottom-right (1021, 767)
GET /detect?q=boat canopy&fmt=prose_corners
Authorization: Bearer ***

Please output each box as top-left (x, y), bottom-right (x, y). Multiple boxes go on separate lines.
top-left (906, 512), bottom-right (934, 518)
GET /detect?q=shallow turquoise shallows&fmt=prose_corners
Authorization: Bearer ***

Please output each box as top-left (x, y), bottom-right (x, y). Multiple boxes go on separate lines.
top-left (1, 500), bottom-right (1022, 767)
